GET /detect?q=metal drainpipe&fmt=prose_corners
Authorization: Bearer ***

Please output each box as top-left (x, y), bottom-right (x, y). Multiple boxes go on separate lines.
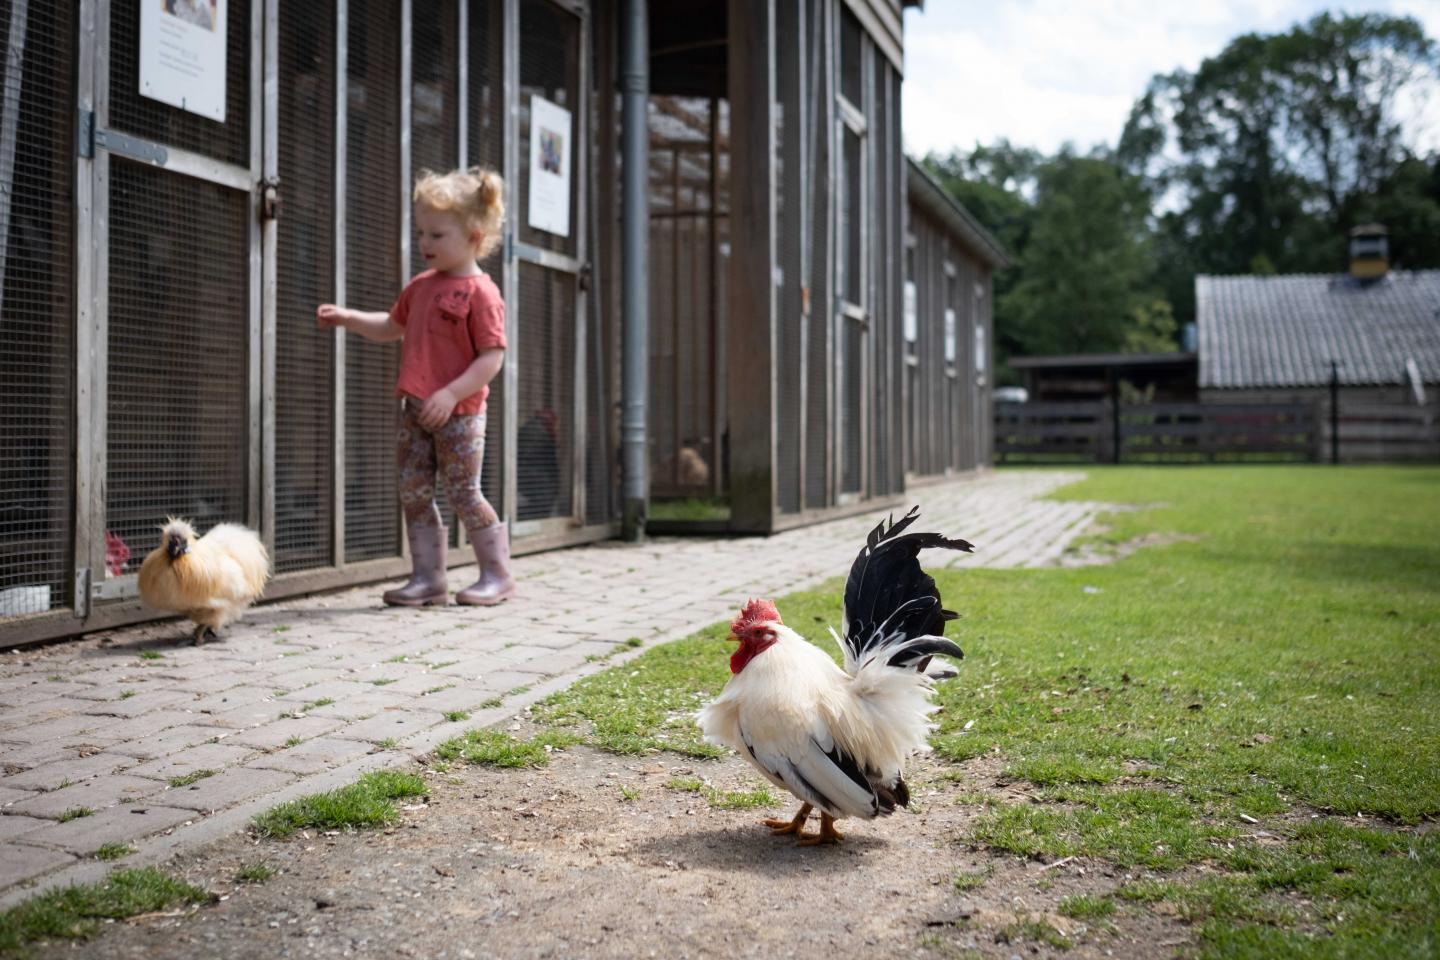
top-left (620, 0), bottom-right (649, 541)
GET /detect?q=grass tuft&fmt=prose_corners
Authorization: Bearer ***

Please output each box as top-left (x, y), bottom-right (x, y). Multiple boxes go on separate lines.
top-left (93, 843), bottom-right (134, 862)
top-left (167, 769), bottom-right (217, 788)
top-left (664, 776), bottom-right (777, 810)
top-left (0, 868), bottom-right (210, 953)
top-left (432, 729), bottom-right (578, 768)
top-left (234, 863), bottom-right (275, 884)
top-left (251, 770), bottom-right (427, 838)
top-left (57, 808), bottom-right (93, 823)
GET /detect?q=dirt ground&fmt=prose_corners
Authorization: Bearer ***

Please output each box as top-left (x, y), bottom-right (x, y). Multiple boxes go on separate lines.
top-left (28, 722), bottom-right (1200, 960)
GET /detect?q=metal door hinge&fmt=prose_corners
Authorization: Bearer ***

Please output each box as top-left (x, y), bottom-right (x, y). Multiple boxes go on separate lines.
top-left (78, 108), bottom-right (169, 164)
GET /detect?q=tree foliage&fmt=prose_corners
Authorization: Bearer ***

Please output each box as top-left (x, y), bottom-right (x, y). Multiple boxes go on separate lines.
top-left (925, 12), bottom-right (1439, 373)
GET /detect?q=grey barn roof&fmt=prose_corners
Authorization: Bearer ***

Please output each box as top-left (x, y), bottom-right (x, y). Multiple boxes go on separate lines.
top-left (1197, 271), bottom-right (1440, 389)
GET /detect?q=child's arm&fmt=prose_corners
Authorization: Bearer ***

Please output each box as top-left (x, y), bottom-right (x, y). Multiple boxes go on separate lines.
top-left (415, 347), bottom-right (505, 430)
top-left (316, 304), bottom-right (405, 342)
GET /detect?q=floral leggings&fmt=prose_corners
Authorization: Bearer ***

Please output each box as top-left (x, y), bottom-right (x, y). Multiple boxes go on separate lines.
top-left (397, 400), bottom-right (500, 535)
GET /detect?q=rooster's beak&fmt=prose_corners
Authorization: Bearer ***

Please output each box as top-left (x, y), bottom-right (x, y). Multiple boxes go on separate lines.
top-left (166, 538), bottom-right (188, 559)
top-left (726, 634), bottom-right (739, 645)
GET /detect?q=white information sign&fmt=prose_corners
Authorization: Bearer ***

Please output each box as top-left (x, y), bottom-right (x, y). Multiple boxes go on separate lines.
top-left (944, 308), bottom-right (957, 364)
top-left (903, 281), bottom-right (917, 343)
top-left (140, 0), bottom-right (228, 122)
top-left (526, 96), bottom-right (572, 238)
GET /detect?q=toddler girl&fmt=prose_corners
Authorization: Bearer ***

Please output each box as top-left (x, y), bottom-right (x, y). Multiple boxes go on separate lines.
top-left (317, 167), bottom-right (515, 606)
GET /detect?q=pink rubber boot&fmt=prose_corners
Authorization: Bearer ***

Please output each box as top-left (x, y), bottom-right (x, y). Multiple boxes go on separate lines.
top-left (383, 523), bottom-right (449, 606)
top-left (456, 522), bottom-right (516, 606)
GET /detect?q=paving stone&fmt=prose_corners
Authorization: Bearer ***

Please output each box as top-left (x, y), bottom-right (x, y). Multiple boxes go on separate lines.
top-left (0, 843), bottom-right (76, 889)
top-left (244, 735), bottom-right (373, 776)
top-left (218, 715), bottom-right (346, 752)
top-left (185, 684), bottom-right (295, 716)
top-left (78, 689), bottom-right (194, 719)
top-left (331, 707), bottom-right (450, 744)
top-left (123, 742), bottom-right (256, 782)
top-left (0, 712), bottom-right (120, 745)
top-left (293, 689), bottom-right (412, 722)
top-left (7, 775), bottom-right (166, 819)
top-left (0, 814), bottom-right (52, 841)
top-left (109, 724), bottom-right (241, 761)
top-left (0, 783), bottom-right (40, 806)
top-left (1, 752), bottom-right (140, 791)
top-left (141, 765), bottom-right (297, 815)
top-left (21, 803), bottom-right (197, 855)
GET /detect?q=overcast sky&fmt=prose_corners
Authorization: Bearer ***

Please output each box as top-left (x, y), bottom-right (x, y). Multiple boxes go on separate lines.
top-left (901, 0), bottom-right (1440, 159)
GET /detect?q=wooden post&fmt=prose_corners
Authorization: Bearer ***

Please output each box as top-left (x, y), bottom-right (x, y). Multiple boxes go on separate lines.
top-left (726, 0), bottom-right (777, 532)
top-left (1330, 359), bottom-right (1341, 464)
top-left (1109, 368), bottom-right (1121, 464)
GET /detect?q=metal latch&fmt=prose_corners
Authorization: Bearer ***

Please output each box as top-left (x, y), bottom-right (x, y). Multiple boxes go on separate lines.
top-left (261, 177), bottom-right (282, 221)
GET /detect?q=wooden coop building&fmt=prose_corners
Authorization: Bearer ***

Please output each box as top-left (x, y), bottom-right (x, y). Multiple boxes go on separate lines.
top-left (0, 0), bottom-right (1000, 646)
top-left (902, 157), bottom-right (1008, 482)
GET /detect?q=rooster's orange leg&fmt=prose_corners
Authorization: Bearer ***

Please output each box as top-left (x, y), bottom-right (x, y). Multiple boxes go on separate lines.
top-left (762, 802), bottom-right (812, 835)
top-left (796, 812), bottom-right (843, 846)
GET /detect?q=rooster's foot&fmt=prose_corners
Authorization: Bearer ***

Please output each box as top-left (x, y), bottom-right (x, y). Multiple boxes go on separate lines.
top-left (192, 626), bottom-right (217, 646)
top-left (762, 802), bottom-right (813, 836)
top-left (796, 812), bottom-right (843, 846)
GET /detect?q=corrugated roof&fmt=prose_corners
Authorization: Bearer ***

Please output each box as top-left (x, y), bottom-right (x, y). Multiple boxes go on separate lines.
top-left (1197, 271), bottom-right (1440, 389)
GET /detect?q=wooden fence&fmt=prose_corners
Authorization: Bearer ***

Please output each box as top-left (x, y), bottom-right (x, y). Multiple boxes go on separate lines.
top-left (994, 402), bottom-right (1319, 464)
top-left (1329, 404), bottom-right (1440, 463)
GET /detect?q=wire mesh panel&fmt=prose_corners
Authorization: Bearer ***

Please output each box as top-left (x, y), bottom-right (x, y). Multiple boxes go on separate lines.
top-left (108, 0), bottom-right (250, 166)
top-left (0, 1), bottom-right (74, 616)
top-left (804, 0), bottom-right (829, 510)
top-left (408, 0), bottom-right (462, 541)
top-left (518, 0), bottom-right (579, 257)
top-left (106, 161), bottom-right (249, 567)
top-left (343, 0), bottom-right (402, 563)
top-left (410, 0), bottom-right (459, 280)
top-left (841, 315), bottom-right (863, 493)
top-left (648, 97), bottom-right (724, 504)
top-left (272, 1), bottom-right (336, 573)
top-left (775, 1), bottom-right (802, 515)
top-left (469, 0), bottom-right (506, 519)
top-left (515, 0), bottom-right (581, 526)
top-left (514, 262), bottom-right (575, 521)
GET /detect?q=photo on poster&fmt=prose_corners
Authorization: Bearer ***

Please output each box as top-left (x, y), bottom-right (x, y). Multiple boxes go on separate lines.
top-left (140, 0), bottom-right (228, 121)
top-left (527, 96), bottom-right (572, 238)
top-left (164, 0), bottom-right (217, 31)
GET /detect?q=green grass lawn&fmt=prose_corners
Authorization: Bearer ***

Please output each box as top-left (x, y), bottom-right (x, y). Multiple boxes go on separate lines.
top-left (534, 465), bottom-right (1440, 958)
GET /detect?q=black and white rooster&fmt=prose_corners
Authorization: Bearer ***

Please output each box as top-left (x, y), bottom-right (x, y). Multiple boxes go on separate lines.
top-left (697, 507), bottom-right (972, 844)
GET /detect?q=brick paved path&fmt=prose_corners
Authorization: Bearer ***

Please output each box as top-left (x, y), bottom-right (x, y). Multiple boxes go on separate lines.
top-left (0, 470), bottom-right (1097, 905)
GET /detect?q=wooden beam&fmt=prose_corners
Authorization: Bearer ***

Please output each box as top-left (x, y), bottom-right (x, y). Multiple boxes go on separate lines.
top-left (725, 0), bottom-right (776, 533)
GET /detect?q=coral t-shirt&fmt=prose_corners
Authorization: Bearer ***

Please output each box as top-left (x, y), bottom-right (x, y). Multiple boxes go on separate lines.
top-left (392, 270), bottom-right (507, 416)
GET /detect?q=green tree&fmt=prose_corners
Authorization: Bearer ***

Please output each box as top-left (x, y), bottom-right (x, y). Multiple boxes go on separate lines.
top-left (1120, 11), bottom-right (1439, 318)
top-left (1002, 151), bottom-right (1158, 356)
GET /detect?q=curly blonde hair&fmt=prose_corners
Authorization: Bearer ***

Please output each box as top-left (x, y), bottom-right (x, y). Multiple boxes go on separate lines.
top-left (413, 166), bottom-right (505, 259)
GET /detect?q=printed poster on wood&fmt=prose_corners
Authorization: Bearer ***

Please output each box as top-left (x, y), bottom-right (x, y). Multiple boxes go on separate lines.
top-left (527, 95), bottom-right (572, 238)
top-left (140, 0), bottom-right (228, 122)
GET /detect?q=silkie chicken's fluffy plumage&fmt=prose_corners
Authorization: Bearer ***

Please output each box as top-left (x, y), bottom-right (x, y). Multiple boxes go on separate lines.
top-left (697, 507), bottom-right (972, 841)
top-left (138, 518), bottom-right (270, 643)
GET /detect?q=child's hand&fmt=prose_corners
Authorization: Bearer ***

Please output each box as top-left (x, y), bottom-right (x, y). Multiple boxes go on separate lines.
top-left (417, 388), bottom-right (459, 430)
top-left (316, 304), bottom-right (348, 329)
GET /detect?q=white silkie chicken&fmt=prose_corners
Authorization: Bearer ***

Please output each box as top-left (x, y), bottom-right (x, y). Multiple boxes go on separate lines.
top-left (697, 506), bottom-right (972, 844)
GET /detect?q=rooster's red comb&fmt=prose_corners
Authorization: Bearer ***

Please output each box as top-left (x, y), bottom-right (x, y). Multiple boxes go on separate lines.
top-left (731, 598), bottom-right (781, 634)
